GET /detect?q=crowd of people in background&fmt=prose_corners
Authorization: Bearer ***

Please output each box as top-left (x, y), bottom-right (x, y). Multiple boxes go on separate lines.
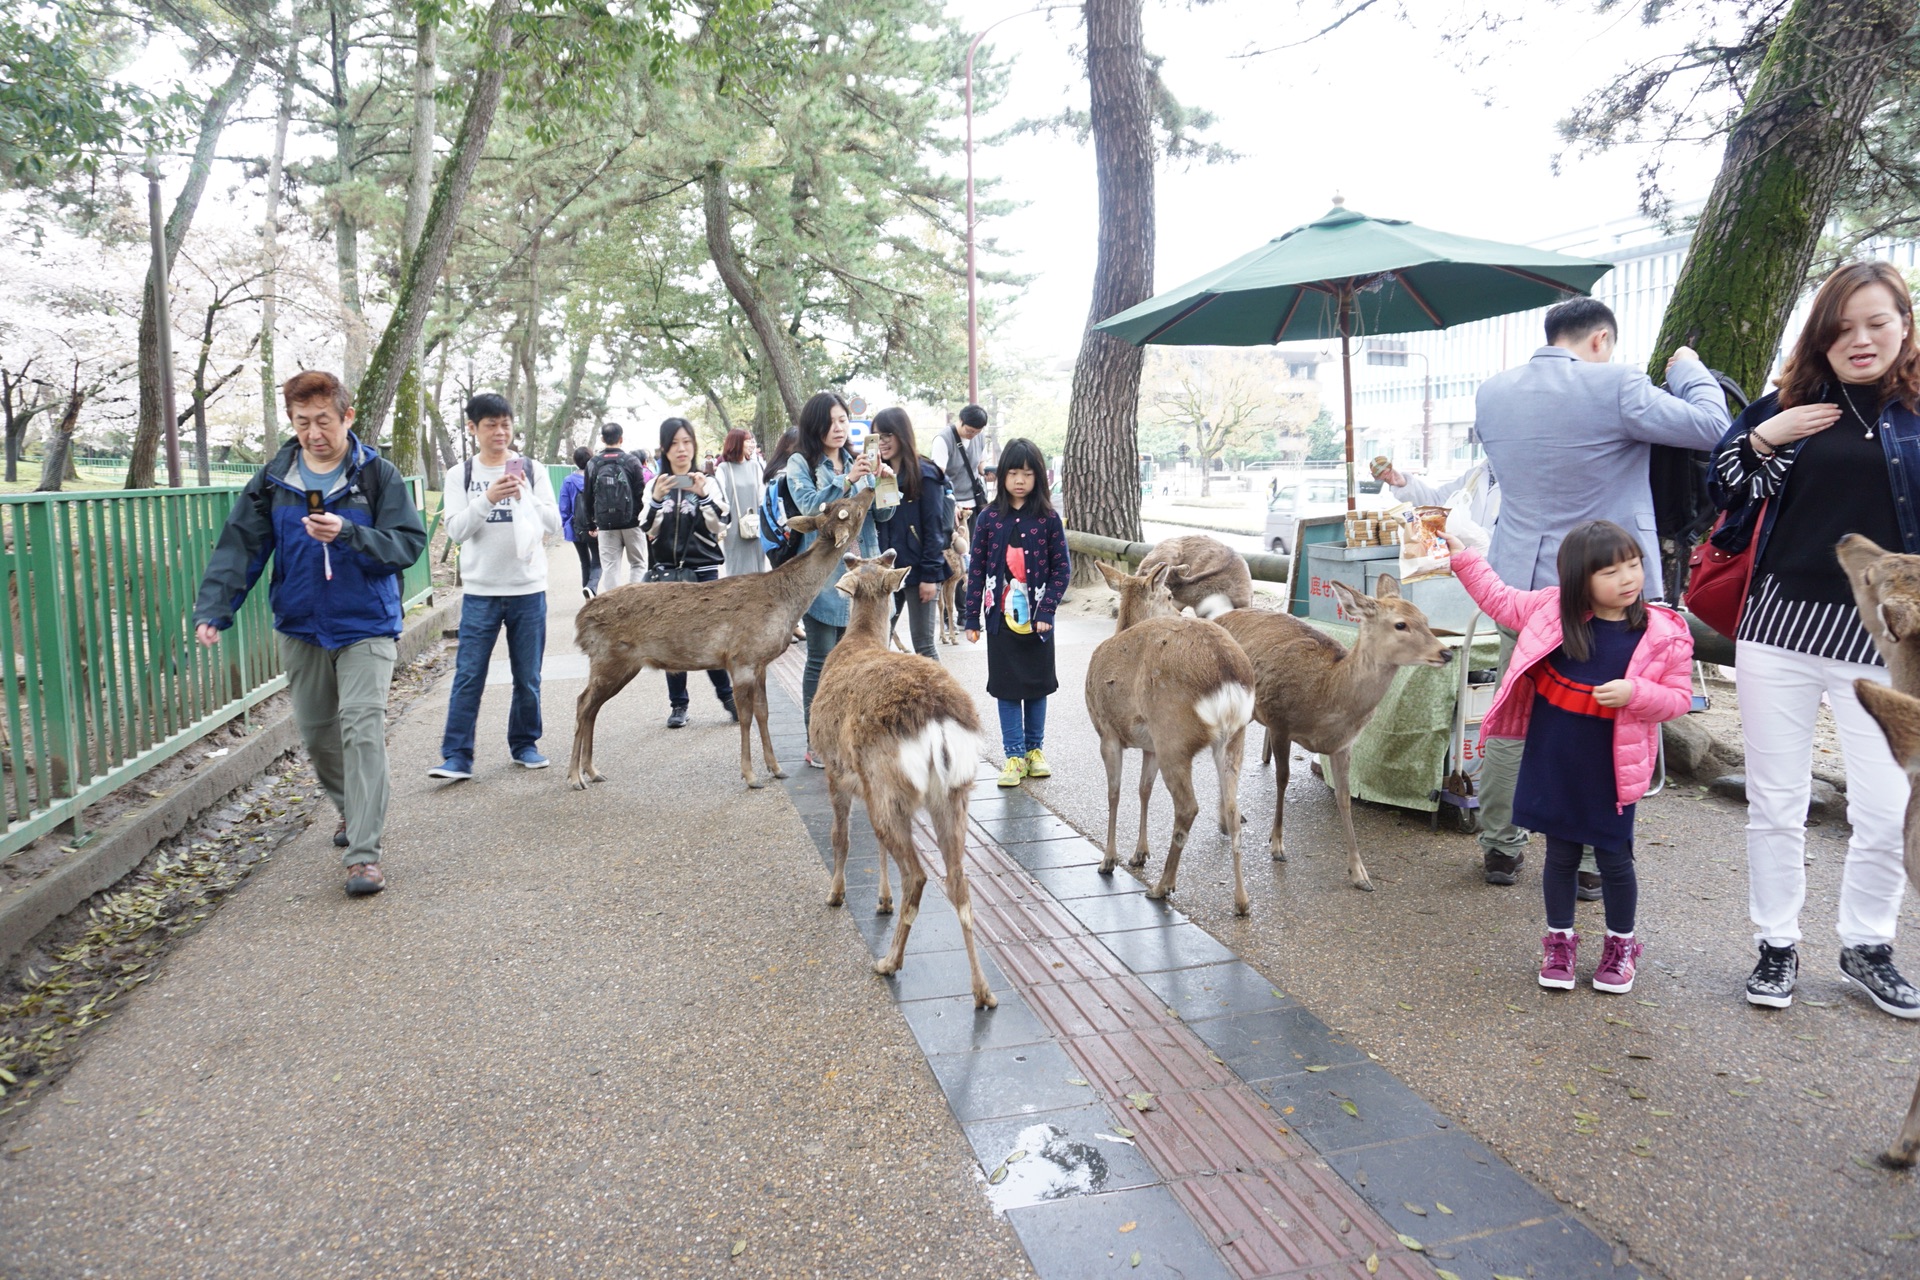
top-left (189, 262), bottom-right (1920, 1028)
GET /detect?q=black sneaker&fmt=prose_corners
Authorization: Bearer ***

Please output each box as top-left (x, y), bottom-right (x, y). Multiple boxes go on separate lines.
top-left (721, 694), bottom-right (738, 723)
top-left (1483, 849), bottom-right (1525, 886)
top-left (1840, 944), bottom-right (1920, 1019)
top-left (1576, 871), bottom-right (1603, 902)
top-left (1746, 942), bottom-right (1798, 1008)
top-left (667, 706), bottom-right (689, 729)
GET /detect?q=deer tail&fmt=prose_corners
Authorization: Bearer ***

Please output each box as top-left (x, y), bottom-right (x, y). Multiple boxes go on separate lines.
top-left (897, 718), bottom-right (980, 799)
top-left (1194, 682), bottom-right (1254, 746)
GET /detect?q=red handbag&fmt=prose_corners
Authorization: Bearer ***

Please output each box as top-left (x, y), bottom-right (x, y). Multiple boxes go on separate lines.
top-left (1682, 500), bottom-right (1766, 639)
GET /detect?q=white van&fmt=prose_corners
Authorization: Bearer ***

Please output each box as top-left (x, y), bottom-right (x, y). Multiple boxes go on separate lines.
top-left (1262, 475), bottom-right (1382, 553)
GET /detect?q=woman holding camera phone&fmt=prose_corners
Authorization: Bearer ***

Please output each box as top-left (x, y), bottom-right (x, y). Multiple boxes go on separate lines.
top-left (641, 417), bottom-right (734, 729)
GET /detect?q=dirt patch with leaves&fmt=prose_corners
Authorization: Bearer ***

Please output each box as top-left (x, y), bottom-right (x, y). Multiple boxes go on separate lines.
top-left (0, 637), bottom-right (454, 1127)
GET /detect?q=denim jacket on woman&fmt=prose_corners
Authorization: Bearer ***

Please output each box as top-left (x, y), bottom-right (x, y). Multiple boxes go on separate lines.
top-left (784, 448), bottom-right (895, 627)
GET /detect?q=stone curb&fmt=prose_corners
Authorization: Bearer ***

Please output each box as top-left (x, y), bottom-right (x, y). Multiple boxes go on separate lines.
top-left (0, 591), bottom-right (462, 965)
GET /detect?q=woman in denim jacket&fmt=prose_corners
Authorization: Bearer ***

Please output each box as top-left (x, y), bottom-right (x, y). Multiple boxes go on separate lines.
top-left (1706, 260), bottom-right (1920, 1017)
top-left (784, 391), bottom-right (896, 765)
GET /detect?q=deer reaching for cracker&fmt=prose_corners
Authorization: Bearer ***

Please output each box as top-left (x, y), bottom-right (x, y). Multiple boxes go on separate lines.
top-left (1836, 533), bottom-right (1920, 1166)
top-left (569, 489), bottom-right (876, 791)
top-left (810, 552), bottom-right (997, 1009)
top-left (1218, 576), bottom-right (1451, 892)
top-left (1087, 560), bottom-right (1256, 914)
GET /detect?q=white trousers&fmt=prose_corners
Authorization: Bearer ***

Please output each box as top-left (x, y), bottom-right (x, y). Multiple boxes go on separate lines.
top-left (596, 527), bottom-right (647, 589)
top-left (1736, 641), bottom-right (1909, 949)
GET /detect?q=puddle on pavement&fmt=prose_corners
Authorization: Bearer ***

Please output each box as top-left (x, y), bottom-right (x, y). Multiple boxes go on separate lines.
top-left (981, 1122), bottom-right (1113, 1212)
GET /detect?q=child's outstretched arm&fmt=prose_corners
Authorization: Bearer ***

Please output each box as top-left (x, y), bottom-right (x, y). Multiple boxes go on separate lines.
top-left (1442, 533), bottom-right (1555, 634)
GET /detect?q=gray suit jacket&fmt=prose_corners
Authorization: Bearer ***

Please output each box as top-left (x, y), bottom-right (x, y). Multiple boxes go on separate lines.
top-left (1476, 346), bottom-right (1729, 599)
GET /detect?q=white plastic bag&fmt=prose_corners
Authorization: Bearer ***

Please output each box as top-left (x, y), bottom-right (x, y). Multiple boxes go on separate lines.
top-left (1394, 504), bottom-right (1453, 583)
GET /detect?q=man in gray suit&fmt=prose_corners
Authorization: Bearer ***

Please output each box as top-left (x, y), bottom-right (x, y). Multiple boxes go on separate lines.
top-left (1473, 297), bottom-right (1729, 887)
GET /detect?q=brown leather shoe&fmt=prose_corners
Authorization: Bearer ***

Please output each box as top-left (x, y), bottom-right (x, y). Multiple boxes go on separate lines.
top-left (345, 863), bottom-right (385, 896)
top-left (1483, 849), bottom-right (1525, 886)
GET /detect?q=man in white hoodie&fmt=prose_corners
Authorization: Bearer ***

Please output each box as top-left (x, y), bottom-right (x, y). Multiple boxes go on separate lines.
top-left (429, 393), bottom-right (562, 779)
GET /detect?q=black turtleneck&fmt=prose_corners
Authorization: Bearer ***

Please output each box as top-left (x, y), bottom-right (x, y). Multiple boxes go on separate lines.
top-left (1754, 381), bottom-right (1901, 604)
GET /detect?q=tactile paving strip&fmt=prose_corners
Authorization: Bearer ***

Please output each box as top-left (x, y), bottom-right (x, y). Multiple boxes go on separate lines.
top-left (768, 648), bottom-right (1638, 1280)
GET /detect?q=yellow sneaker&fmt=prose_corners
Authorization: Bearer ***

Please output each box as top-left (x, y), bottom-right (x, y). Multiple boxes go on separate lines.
top-left (1024, 748), bottom-right (1052, 778)
top-left (997, 755), bottom-right (1029, 787)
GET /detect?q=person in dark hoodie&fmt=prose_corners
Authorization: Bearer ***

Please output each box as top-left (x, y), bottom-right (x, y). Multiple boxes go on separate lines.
top-left (192, 370), bottom-right (426, 897)
top-left (871, 407), bottom-right (951, 659)
top-left (640, 416), bottom-right (734, 728)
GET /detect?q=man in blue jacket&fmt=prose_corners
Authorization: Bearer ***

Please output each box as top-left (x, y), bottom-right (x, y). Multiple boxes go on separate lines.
top-left (1473, 298), bottom-right (1729, 888)
top-left (192, 371), bottom-right (427, 896)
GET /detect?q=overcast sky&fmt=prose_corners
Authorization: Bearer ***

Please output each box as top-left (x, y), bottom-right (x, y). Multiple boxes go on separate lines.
top-left (960, 0), bottom-right (1728, 375)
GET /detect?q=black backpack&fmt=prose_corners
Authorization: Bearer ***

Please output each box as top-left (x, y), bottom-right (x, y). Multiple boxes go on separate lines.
top-left (1650, 369), bottom-right (1750, 600)
top-left (588, 453), bottom-right (638, 529)
top-left (762, 473), bottom-right (806, 568)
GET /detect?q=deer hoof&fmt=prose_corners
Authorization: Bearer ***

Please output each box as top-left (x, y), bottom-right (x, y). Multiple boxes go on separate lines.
top-left (772, 765), bottom-right (789, 780)
top-left (568, 776), bottom-right (587, 792)
top-left (1145, 883), bottom-right (1169, 901)
top-left (875, 900), bottom-right (894, 916)
top-left (973, 987), bottom-right (998, 1010)
top-left (872, 957), bottom-right (899, 977)
top-left (586, 769), bottom-right (605, 784)
top-left (1880, 1147), bottom-right (1919, 1169)
top-left (1270, 846), bottom-right (1288, 863)
top-left (1233, 895), bottom-right (1251, 917)
top-left (747, 777), bottom-right (766, 790)
top-left (826, 890), bottom-right (844, 908)
top-left (1097, 859), bottom-right (1116, 876)
top-left (1127, 852), bottom-right (1148, 870)
top-left (1351, 876), bottom-right (1375, 893)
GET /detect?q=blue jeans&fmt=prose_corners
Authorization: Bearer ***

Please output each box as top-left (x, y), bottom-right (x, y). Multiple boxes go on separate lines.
top-left (997, 697), bottom-right (1047, 758)
top-left (442, 592), bottom-right (546, 762)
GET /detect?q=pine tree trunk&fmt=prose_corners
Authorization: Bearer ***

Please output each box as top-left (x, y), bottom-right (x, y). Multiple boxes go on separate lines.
top-left (259, 13), bottom-right (300, 454)
top-left (388, 10), bottom-right (436, 472)
top-left (354, 0), bottom-right (517, 443)
top-left (37, 387), bottom-right (84, 494)
top-left (128, 51), bottom-right (256, 490)
top-left (1063, 0), bottom-right (1153, 582)
top-left (703, 163), bottom-right (805, 424)
top-left (1650, 0), bottom-right (1908, 392)
top-left (329, 0), bottom-right (368, 392)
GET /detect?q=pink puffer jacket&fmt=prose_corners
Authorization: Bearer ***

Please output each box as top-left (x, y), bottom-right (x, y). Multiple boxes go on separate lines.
top-left (1454, 548), bottom-right (1694, 811)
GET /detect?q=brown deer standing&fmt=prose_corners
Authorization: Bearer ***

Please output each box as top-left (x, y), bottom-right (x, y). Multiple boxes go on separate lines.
top-left (568, 489), bottom-right (875, 791)
top-left (1836, 532), bottom-right (1920, 1165)
top-left (1087, 561), bottom-right (1256, 915)
top-left (938, 519), bottom-right (970, 645)
top-left (1137, 534), bottom-right (1253, 618)
top-left (811, 552), bottom-right (997, 1008)
top-left (1218, 576), bottom-right (1451, 892)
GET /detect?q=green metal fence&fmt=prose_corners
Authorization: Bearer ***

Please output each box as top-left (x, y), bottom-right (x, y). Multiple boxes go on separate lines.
top-left (0, 477), bottom-right (437, 859)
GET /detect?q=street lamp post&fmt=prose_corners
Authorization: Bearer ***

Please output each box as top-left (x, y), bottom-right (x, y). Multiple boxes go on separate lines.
top-left (965, 5), bottom-right (1078, 405)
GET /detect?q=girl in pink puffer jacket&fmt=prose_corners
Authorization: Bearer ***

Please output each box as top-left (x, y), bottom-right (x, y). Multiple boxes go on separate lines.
top-left (1444, 521), bottom-right (1694, 996)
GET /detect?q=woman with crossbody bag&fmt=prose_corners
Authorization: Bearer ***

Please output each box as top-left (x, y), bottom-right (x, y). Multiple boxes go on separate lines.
top-left (640, 417), bottom-right (734, 728)
top-left (714, 428), bottom-right (767, 577)
top-left (1705, 261), bottom-right (1920, 1017)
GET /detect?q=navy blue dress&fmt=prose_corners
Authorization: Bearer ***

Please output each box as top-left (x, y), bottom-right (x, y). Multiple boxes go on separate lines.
top-left (1512, 618), bottom-right (1640, 850)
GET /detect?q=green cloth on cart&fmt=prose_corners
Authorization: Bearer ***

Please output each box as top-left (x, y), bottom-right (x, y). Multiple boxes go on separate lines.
top-left (1306, 619), bottom-right (1502, 814)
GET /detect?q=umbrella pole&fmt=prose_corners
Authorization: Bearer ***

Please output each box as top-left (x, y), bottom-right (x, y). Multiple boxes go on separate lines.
top-left (1340, 292), bottom-right (1356, 514)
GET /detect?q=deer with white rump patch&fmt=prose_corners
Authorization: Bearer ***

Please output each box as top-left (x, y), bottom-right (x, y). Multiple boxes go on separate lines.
top-left (811, 552), bottom-right (997, 1008)
top-left (1087, 560), bottom-right (1256, 914)
top-left (1137, 534), bottom-right (1253, 618)
top-left (1218, 576), bottom-right (1451, 892)
top-left (1835, 532), bottom-right (1920, 1165)
top-left (568, 488), bottom-right (876, 791)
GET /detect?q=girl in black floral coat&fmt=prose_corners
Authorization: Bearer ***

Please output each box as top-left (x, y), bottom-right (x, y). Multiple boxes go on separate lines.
top-left (963, 438), bottom-right (1072, 787)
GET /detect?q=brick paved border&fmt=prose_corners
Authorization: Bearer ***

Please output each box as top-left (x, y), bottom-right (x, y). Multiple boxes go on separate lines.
top-left (768, 649), bottom-right (1642, 1280)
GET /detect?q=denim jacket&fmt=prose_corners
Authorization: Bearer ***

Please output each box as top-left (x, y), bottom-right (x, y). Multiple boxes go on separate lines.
top-left (784, 448), bottom-right (895, 627)
top-left (1707, 389), bottom-right (1920, 561)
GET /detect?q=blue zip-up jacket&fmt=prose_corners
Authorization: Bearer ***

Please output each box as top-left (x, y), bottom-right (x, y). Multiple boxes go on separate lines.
top-left (1707, 389), bottom-right (1920, 560)
top-left (558, 468), bottom-right (587, 541)
top-left (193, 433), bottom-right (428, 648)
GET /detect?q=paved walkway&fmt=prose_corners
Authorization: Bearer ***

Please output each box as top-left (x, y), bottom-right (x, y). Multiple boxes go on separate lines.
top-left (6, 547), bottom-right (1918, 1278)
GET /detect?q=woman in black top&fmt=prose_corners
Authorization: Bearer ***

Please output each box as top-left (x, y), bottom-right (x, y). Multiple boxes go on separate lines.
top-left (641, 417), bottom-right (734, 728)
top-left (872, 408), bottom-right (951, 659)
top-left (1708, 260), bottom-right (1920, 1017)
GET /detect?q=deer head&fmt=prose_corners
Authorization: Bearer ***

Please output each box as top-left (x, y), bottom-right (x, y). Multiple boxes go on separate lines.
top-left (786, 487), bottom-right (878, 552)
top-left (1097, 559), bottom-right (1182, 632)
top-left (835, 550), bottom-right (910, 601)
top-left (1329, 574), bottom-right (1452, 668)
top-left (1838, 535), bottom-right (1920, 675)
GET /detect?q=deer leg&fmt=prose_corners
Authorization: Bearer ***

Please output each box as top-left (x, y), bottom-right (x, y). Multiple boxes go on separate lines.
top-left (1217, 728), bottom-right (1250, 917)
top-left (568, 660), bottom-right (640, 790)
top-left (1098, 734), bottom-right (1125, 875)
top-left (1131, 749), bottom-right (1159, 870)
top-left (753, 662), bottom-right (786, 780)
top-left (932, 785), bottom-right (997, 1009)
top-left (1326, 746), bottom-right (1373, 891)
top-left (856, 780), bottom-right (895, 915)
top-left (1268, 730), bottom-right (1292, 863)
top-left (732, 672), bottom-right (762, 788)
top-left (872, 798), bottom-right (926, 977)
top-left (1148, 752), bottom-right (1198, 901)
top-left (825, 772), bottom-right (855, 908)
top-left (1885, 1073), bottom-right (1920, 1167)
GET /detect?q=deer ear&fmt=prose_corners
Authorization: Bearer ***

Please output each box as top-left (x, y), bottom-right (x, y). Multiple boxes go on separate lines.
top-left (877, 549), bottom-right (898, 567)
top-left (1096, 560), bottom-right (1126, 588)
top-left (1150, 563), bottom-right (1181, 590)
top-left (1373, 573), bottom-right (1402, 599)
top-left (884, 567), bottom-right (911, 594)
top-left (1330, 580), bottom-right (1374, 616)
top-left (834, 576), bottom-right (858, 600)
top-left (842, 551), bottom-right (863, 570)
top-left (786, 513), bottom-right (821, 535)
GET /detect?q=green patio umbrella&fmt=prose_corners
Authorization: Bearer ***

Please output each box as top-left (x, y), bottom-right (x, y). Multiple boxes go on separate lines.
top-left (1095, 198), bottom-right (1612, 510)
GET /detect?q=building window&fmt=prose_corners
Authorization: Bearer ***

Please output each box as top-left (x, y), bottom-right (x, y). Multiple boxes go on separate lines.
top-left (1286, 361), bottom-right (1317, 380)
